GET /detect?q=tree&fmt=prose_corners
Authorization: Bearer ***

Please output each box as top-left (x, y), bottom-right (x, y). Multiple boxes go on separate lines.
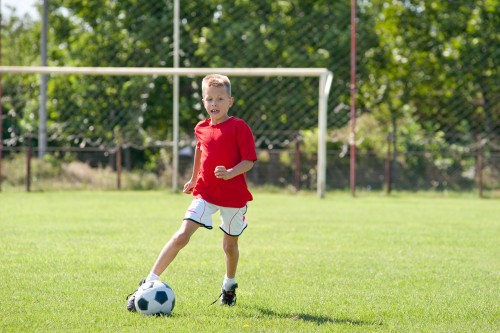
top-left (1, 12), bottom-right (41, 147)
top-left (364, 0), bottom-right (499, 145)
top-left (358, 0), bottom-right (499, 189)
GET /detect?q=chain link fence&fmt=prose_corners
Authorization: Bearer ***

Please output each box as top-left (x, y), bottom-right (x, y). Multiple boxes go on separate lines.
top-left (1, 0), bottom-right (498, 194)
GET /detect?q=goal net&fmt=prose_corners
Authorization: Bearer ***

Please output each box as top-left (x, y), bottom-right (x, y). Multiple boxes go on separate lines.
top-left (0, 66), bottom-right (332, 196)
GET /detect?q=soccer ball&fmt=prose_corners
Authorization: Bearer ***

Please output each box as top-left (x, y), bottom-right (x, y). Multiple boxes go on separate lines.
top-left (134, 280), bottom-right (175, 316)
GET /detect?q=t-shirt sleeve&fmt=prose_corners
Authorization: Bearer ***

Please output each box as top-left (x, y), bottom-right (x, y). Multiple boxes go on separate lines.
top-left (194, 122), bottom-right (202, 150)
top-left (237, 120), bottom-right (257, 162)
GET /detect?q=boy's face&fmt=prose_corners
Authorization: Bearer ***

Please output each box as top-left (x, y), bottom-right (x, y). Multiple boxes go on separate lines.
top-left (202, 86), bottom-right (233, 124)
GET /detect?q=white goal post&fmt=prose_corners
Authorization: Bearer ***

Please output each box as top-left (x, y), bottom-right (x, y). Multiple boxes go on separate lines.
top-left (0, 66), bottom-right (333, 197)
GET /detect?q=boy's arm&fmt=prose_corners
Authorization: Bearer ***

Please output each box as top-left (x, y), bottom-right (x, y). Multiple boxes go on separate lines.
top-left (214, 160), bottom-right (254, 180)
top-left (183, 146), bottom-right (202, 193)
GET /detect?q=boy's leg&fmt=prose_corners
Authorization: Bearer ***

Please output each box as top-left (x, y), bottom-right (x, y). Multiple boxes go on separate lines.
top-left (217, 204), bottom-right (247, 305)
top-left (217, 234), bottom-right (239, 306)
top-left (126, 219), bottom-right (200, 312)
top-left (223, 234), bottom-right (239, 280)
top-left (219, 204), bottom-right (247, 279)
top-left (150, 219), bottom-right (200, 276)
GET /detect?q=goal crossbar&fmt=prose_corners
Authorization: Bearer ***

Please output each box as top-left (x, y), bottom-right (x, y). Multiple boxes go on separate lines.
top-left (0, 66), bottom-right (333, 197)
top-left (0, 66), bottom-right (329, 77)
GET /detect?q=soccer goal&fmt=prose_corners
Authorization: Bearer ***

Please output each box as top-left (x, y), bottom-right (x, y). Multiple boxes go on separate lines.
top-left (0, 66), bottom-right (333, 197)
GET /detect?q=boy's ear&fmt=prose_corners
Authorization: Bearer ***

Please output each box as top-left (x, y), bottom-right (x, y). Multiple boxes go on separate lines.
top-left (229, 96), bottom-right (234, 107)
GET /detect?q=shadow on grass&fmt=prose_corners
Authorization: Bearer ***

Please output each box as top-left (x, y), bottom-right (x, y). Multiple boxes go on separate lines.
top-left (250, 307), bottom-right (383, 326)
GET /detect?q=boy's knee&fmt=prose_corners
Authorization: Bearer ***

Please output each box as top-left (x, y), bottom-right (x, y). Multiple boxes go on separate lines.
top-left (223, 240), bottom-right (238, 254)
top-left (172, 231), bottom-right (190, 248)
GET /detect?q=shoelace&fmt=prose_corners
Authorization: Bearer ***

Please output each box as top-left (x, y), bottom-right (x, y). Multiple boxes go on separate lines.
top-left (210, 290), bottom-right (236, 306)
top-left (126, 279), bottom-right (146, 300)
top-left (210, 292), bottom-right (223, 306)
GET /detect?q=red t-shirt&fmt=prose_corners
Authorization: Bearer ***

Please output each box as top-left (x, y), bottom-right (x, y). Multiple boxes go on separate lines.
top-left (192, 116), bottom-right (257, 208)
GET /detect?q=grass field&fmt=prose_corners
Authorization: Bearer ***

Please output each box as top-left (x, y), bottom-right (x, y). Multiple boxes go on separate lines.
top-left (0, 191), bottom-right (498, 332)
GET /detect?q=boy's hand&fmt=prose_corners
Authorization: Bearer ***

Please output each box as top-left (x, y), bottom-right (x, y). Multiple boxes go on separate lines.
top-left (214, 166), bottom-right (233, 180)
top-left (183, 180), bottom-right (195, 194)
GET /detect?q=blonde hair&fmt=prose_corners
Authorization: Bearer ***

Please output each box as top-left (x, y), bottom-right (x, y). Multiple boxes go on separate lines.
top-left (202, 74), bottom-right (231, 97)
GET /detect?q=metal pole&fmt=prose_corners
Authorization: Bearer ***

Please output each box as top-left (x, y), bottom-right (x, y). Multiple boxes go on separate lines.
top-left (0, 66), bottom-right (329, 77)
top-left (294, 135), bottom-right (301, 192)
top-left (172, 0), bottom-right (180, 192)
top-left (116, 145), bottom-right (122, 190)
top-left (317, 75), bottom-right (326, 198)
top-left (39, 0), bottom-right (48, 158)
top-left (385, 133), bottom-right (392, 194)
top-left (349, 0), bottom-right (357, 197)
top-left (317, 71), bottom-right (332, 198)
top-left (26, 134), bottom-right (32, 192)
top-left (391, 112), bottom-right (397, 190)
top-left (476, 135), bottom-right (483, 198)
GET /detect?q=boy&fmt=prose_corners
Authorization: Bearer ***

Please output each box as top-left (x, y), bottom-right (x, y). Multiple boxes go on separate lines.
top-left (126, 74), bottom-right (256, 310)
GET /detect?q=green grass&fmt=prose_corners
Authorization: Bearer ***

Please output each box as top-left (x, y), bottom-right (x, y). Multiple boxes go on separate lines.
top-left (0, 191), bottom-right (498, 332)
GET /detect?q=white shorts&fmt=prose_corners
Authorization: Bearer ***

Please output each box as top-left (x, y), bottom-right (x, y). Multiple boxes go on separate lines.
top-left (184, 198), bottom-right (248, 236)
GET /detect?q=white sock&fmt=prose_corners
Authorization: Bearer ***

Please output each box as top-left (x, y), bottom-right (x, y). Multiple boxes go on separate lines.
top-left (222, 275), bottom-right (236, 291)
top-left (146, 272), bottom-right (160, 282)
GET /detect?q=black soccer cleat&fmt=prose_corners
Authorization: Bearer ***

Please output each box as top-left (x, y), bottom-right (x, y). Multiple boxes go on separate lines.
top-left (126, 279), bottom-right (146, 312)
top-left (219, 283), bottom-right (238, 306)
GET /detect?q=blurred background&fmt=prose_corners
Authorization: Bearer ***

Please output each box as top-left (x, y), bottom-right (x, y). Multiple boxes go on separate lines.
top-left (0, 0), bottom-right (498, 195)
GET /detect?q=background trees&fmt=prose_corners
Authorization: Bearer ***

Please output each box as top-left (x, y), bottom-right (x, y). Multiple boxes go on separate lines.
top-left (1, 0), bottom-right (498, 190)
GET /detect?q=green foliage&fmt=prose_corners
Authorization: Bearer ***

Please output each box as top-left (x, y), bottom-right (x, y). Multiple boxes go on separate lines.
top-left (1, 1), bottom-right (498, 191)
top-left (362, 0), bottom-right (499, 144)
top-left (1, 15), bottom-right (41, 145)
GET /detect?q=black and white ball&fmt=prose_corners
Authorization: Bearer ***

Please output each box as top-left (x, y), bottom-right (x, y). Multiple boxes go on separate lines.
top-left (134, 280), bottom-right (175, 316)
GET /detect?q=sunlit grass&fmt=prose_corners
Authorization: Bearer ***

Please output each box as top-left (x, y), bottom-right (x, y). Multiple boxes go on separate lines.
top-left (0, 191), bottom-right (498, 332)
